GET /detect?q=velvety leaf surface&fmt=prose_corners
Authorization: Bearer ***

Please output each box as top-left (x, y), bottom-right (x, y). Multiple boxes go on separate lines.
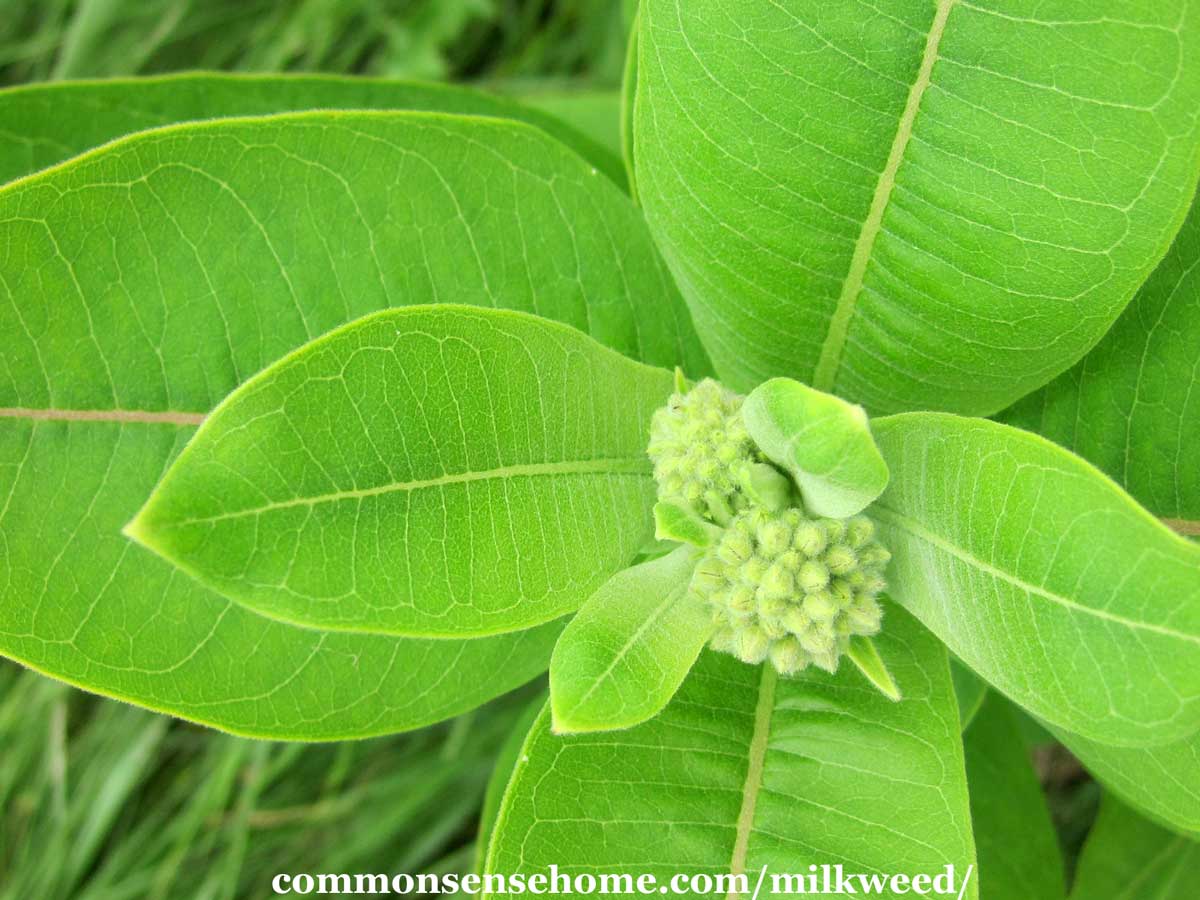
top-left (636, 0), bottom-right (1200, 415)
top-left (1003, 190), bottom-right (1200, 535)
top-left (131, 307), bottom-right (673, 637)
top-left (550, 544), bottom-right (710, 733)
top-left (1070, 794), bottom-right (1199, 899)
top-left (742, 378), bottom-right (888, 519)
top-left (0, 72), bottom-right (624, 186)
top-left (963, 695), bottom-right (1065, 900)
top-left (486, 604), bottom-right (977, 899)
top-left (0, 111), bottom-right (699, 736)
top-left (871, 413), bottom-right (1200, 746)
top-left (1048, 724), bottom-right (1200, 838)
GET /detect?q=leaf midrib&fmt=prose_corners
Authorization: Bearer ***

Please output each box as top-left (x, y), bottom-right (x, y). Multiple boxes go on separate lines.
top-left (727, 665), bottom-right (777, 900)
top-left (137, 458), bottom-right (652, 529)
top-left (810, 0), bottom-right (956, 393)
top-left (873, 505), bottom-right (1200, 645)
top-left (0, 406), bottom-right (205, 426)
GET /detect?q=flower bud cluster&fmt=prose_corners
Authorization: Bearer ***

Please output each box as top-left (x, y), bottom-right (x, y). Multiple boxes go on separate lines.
top-left (690, 507), bottom-right (890, 675)
top-left (646, 378), bottom-right (758, 525)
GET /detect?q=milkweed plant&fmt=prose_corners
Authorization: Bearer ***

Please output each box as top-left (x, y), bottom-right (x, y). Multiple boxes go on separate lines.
top-left (2, 2), bottom-right (1200, 896)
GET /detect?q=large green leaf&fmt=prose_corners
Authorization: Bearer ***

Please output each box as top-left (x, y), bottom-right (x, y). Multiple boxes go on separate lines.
top-left (486, 604), bottom-right (978, 899)
top-left (129, 306), bottom-right (673, 638)
top-left (1003, 190), bottom-right (1200, 534)
top-left (635, 0), bottom-right (1200, 415)
top-left (871, 413), bottom-right (1200, 746)
top-left (0, 72), bottom-right (624, 187)
top-left (1070, 794), bottom-right (1199, 899)
top-left (0, 111), bottom-right (700, 736)
top-left (963, 695), bottom-right (1064, 900)
top-left (1048, 724), bottom-right (1200, 838)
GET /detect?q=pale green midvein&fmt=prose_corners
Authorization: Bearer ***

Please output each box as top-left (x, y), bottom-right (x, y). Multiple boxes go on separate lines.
top-left (810, 0), bottom-right (957, 393)
top-left (873, 505), bottom-right (1200, 644)
top-left (727, 665), bottom-right (777, 900)
top-left (141, 458), bottom-right (651, 528)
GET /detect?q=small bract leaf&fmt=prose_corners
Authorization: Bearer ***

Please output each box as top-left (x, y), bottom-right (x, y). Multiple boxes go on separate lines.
top-left (653, 501), bottom-right (721, 548)
top-left (550, 545), bottom-right (711, 734)
top-left (742, 377), bottom-right (889, 519)
top-left (846, 635), bottom-right (901, 702)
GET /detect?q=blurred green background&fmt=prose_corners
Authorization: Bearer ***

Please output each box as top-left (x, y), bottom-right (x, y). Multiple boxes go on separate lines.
top-left (0, 2), bottom-right (626, 896)
top-left (1, 0), bottom-right (630, 86)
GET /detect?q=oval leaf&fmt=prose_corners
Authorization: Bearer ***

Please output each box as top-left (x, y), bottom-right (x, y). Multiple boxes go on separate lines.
top-left (128, 306), bottom-right (673, 638)
top-left (1049, 724), bottom-right (1200, 837)
top-left (742, 377), bottom-right (888, 518)
top-left (550, 544), bottom-right (711, 733)
top-left (636, 0), bottom-right (1200, 414)
top-left (872, 413), bottom-right (1200, 746)
top-left (0, 109), bottom-right (697, 734)
top-left (963, 695), bottom-right (1065, 900)
top-left (487, 604), bottom-right (977, 897)
top-left (0, 73), bottom-right (624, 187)
top-left (1004, 189), bottom-right (1200, 534)
top-left (1070, 794), bottom-right (1200, 899)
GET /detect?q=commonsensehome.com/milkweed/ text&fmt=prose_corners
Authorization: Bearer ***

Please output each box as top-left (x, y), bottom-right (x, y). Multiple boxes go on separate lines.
top-left (269, 863), bottom-right (975, 896)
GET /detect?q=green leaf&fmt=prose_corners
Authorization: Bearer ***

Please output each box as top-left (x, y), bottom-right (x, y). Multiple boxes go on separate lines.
top-left (845, 636), bottom-right (901, 702)
top-left (129, 306), bottom-right (674, 638)
top-left (950, 659), bottom-right (987, 731)
top-left (653, 500), bottom-right (721, 547)
top-left (871, 413), bottom-right (1200, 746)
top-left (0, 110), bottom-right (700, 735)
top-left (486, 604), bottom-right (977, 897)
top-left (1003, 190), bottom-right (1200, 534)
top-left (0, 72), bottom-right (624, 187)
top-left (996, 190), bottom-right (1200, 839)
top-left (620, 10), bottom-right (640, 202)
top-left (1048, 724), bottom-right (1200, 837)
top-left (1070, 794), bottom-right (1200, 899)
top-left (549, 545), bottom-right (710, 733)
top-left (963, 695), bottom-right (1065, 900)
top-left (476, 693), bottom-right (547, 875)
top-left (742, 378), bottom-right (888, 518)
top-left (514, 90), bottom-right (624, 160)
top-left (635, 0), bottom-right (1200, 415)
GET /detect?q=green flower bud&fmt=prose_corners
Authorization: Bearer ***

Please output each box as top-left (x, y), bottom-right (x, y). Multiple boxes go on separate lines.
top-left (797, 559), bottom-right (830, 593)
top-left (647, 378), bottom-right (759, 524)
top-left (793, 521), bottom-right (827, 556)
top-left (689, 506), bottom-right (891, 677)
top-left (825, 543), bottom-right (858, 576)
top-left (769, 636), bottom-right (807, 676)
